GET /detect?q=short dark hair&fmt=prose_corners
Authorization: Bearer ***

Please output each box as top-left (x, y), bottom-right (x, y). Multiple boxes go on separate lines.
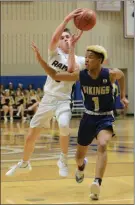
top-left (63, 28), bottom-right (71, 35)
top-left (89, 50), bottom-right (105, 64)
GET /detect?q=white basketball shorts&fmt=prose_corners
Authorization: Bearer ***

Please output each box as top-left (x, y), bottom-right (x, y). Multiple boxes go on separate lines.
top-left (30, 94), bottom-right (71, 128)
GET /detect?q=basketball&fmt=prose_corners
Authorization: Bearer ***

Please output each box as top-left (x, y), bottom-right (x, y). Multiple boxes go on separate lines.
top-left (74, 8), bottom-right (96, 31)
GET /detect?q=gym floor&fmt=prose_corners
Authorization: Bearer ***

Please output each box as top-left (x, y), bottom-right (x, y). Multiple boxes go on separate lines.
top-left (1, 117), bottom-right (134, 204)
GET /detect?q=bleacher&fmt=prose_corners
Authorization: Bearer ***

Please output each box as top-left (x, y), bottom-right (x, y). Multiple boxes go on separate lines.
top-left (0, 100), bottom-right (85, 120)
top-left (0, 103), bottom-right (85, 121)
top-left (72, 100), bottom-right (85, 117)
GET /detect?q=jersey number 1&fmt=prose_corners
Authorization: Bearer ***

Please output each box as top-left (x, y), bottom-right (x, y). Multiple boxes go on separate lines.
top-left (92, 97), bottom-right (99, 111)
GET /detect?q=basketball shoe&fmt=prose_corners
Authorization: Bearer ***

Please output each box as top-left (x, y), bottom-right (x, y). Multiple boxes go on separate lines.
top-left (57, 153), bottom-right (68, 177)
top-left (90, 180), bottom-right (100, 200)
top-left (5, 160), bottom-right (32, 177)
top-left (75, 158), bottom-right (87, 183)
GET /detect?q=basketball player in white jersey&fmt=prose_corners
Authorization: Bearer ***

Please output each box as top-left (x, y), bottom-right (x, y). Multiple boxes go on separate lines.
top-left (5, 9), bottom-right (85, 177)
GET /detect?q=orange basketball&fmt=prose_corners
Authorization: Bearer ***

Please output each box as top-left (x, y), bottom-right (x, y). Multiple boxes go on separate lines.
top-left (74, 8), bottom-right (96, 31)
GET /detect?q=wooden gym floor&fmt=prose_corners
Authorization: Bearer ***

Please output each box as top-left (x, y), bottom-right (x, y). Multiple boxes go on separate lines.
top-left (1, 117), bottom-right (134, 204)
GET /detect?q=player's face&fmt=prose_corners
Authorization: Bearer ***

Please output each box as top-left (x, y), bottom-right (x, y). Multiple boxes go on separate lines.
top-left (58, 32), bottom-right (71, 53)
top-left (85, 51), bottom-right (101, 70)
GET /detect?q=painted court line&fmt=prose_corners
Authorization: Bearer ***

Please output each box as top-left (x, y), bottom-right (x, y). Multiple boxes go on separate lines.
top-left (52, 198), bottom-right (133, 204)
top-left (6, 197), bottom-right (134, 204)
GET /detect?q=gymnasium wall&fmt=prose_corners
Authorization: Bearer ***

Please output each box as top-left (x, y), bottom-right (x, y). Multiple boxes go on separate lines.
top-left (1, 1), bottom-right (134, 113)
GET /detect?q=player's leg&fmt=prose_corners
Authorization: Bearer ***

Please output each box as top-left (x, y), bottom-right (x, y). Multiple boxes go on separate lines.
top-left (5, 128), bottom-right (42, 177)
top-left (75, 144), bottom-right (88, 183)
top-left (96, 129), bottom-right (112, 180)
top-left (58, 111), bottom-right (71, 155)
top-left (5, 96), bottom-right (54, 177)
top-left (55, 102), bottom-right (71, 177)
top-left (22, 127), bottom-right (42, 162)
top-left (23, 97), bottom-right (55, 162)
top-left (75, 113), bottom-right (95, 183)
top-left (90, 118), bottom-right (114, 200)
top-left (56, 110), bottom-right (71, 177)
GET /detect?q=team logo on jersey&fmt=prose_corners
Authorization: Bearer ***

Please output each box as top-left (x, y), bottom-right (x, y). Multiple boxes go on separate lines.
top-left (103, 79), bottom-right (107, 84)
top-left (52, 60), bottom-right (67, 71)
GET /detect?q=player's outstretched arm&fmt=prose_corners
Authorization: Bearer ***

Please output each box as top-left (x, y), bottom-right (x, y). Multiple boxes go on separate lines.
top-left (109, 68), bottom-right (129, 108)
top-left (49, 9), bottom-right (83, 52)
top-left (32, 42), bottom-right (79, 82)
top-left (68, 30), bottom-right (83, 73)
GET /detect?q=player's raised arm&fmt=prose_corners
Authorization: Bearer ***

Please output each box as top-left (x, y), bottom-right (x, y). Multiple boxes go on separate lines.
top-left (109, 68), bottom-right (129, 108)
top-left (49, 9), bottom-right (82, 51)
top-left (32, 42), bottom-right (79, 82)
top-left (67, 30), bottom-right (83, 73)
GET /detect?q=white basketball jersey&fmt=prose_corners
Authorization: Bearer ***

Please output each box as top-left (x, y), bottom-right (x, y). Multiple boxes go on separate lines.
top-left (44, 48), bottom-right (85, 100)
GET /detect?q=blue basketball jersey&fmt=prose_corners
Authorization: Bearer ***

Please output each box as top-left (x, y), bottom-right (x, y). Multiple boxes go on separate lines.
top-left (79, 68), bottom-right (114, 112)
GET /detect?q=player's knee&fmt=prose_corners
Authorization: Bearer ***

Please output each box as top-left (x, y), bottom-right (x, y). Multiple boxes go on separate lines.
top-left (59, 125), bottom-right (70, 136)
top-left (57, 112), bottom-right (71, 136)
top-left (58, 116), bottom-right (70, 136)
top-left (98, 141), bottom-right (107, 152)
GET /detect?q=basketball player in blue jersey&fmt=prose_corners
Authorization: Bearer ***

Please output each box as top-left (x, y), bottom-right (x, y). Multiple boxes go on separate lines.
top-left (31, 40), bottom-right (129, 200)
top-left (5, 9), bottom-right (85, 178)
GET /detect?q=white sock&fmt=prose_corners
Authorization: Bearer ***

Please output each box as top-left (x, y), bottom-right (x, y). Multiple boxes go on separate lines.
top-left (60, 153), bottom-right (68, 163)
top-left (20, 160), bottom-right (29, 167)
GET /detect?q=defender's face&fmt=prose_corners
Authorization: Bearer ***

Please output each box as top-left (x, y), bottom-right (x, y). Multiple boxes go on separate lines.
top-left (85, 50), bottom-right (101, 71)
top-left (58, 32), bottom-right (71, 53)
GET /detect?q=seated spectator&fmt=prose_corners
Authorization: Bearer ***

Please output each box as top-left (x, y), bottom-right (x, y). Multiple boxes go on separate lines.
top-left (36, 87), bottom-right (43, 99)
top-left (15, 90), bottom-right (26, 121)
top-left (28, 84), bottom-right (33, 91)
top-left (8, 82), bottom-right (15, 99)
top-left (26, 90), bottom-right (40, 120)
top-left (23, 89), bottom-right (30, 107)
top-left (17, 83), bottom-right (24, 91)
top-left (1, 89), bottom-right (15, 122)
top-left (0, 84), bottom-right (5, 95)
top-left (0, 92), bottom-right (4, 110)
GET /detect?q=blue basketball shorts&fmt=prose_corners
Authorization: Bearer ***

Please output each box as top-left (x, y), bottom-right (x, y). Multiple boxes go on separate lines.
top-left (78, 112), bottom-right (115, 146)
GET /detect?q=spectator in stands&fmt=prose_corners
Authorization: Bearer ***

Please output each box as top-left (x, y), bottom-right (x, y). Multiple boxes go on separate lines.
top-left (0, 92), bottom-right (4, 112)
top-left (0, 84), bottom-right (5, 95)
top-left (8, 82), bottom-right (15, 99)
top-left (28, 84), bottom-right (33, 91)
top-left (23, 89), bottom-right (30, 107)
top-left (26, 90), bottom-right (40, 120)
top-left (15, 90), bottom-right (26, 121)
top-left (16, 87), bottom-right (22, 93)
top-left (1, 89), bottom-right (15, 122)
top-left (17, 83), bottom-right (24, 91)
top-left (36, 87), bottom-right (43, 99)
